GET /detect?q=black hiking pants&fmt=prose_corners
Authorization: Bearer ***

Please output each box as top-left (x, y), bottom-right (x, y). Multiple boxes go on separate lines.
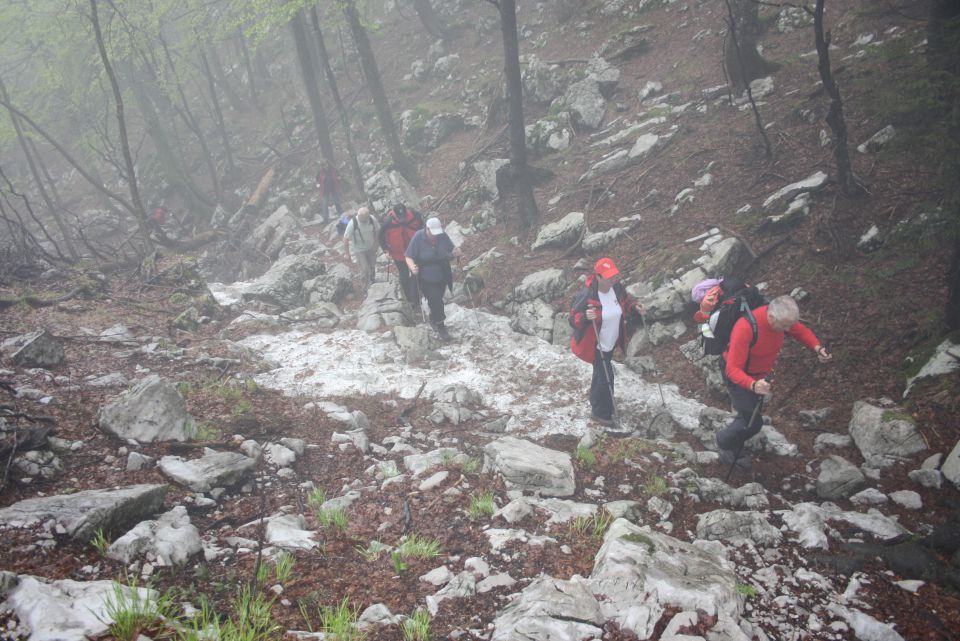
top-left (394, 260), bottom-right (416, 303)
top-left (716, 360), bottom-right (764, 452)
top-left (419, 279), bottom-right (447, 327)
top-left (590, 349), bottom-right (615, 420)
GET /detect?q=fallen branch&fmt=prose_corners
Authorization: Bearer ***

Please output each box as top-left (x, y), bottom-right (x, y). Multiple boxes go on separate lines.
top-left (396, 381), bottom-right (429, 425)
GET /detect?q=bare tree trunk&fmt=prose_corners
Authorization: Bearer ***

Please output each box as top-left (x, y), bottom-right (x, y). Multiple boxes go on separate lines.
top-left (0, 76), bottom-right (78, 260)
top-left (813, 0), bottom-right (863, 197)
top-left (291, 9), bottom-right (336, 166)
top-left (89, 0), bottom-right (154, 250)
top-left (491, 0), bottom-right (538, 229)
top-left (724, 0), bottom-right (772, 159)
top-left (413, 0), bottom-right (448, 40)
top-left (341, 0), bottom-right (418, 185)
top-left (310, 6), bottom-right (366, 199)
top-left (236, 28), bottom-right (260, 109)
top-left (208, 47), bottom-right (244, 114)
top-left (929, 0), bottom-right (960, 329)
top-left (724, 0), bottom-right (779, 90)
top-left (200, 50), bottom-right (236, 176)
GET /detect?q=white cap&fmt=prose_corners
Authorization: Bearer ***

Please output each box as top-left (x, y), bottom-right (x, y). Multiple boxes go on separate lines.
top-left (426, 217), bottom-right (443, 234)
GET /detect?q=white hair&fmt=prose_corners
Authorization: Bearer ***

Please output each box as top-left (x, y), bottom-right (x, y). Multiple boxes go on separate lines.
top-left (357, 206), bottom-right (370, 217)
top-left (767, 295), bottom-right (800, 326)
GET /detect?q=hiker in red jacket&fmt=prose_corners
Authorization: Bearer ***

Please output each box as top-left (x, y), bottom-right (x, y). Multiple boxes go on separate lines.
top-left (378, 203), bottom-right (423, 303)
top-left (568, 258), bottom-right (643, 426)
top-left (716, 295), bottom-right (832, 468)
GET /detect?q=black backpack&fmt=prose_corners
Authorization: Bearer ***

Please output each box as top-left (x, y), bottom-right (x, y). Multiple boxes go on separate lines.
top-left (701, 278), bottom-right (766, 356)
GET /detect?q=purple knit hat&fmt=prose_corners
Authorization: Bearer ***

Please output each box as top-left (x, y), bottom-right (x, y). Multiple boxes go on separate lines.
top-left (691, 278), bottom-right (722, 303)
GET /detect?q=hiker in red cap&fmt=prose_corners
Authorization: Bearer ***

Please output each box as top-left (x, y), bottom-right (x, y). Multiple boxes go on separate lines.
top-left (568, 257), bottom-right (644, 426)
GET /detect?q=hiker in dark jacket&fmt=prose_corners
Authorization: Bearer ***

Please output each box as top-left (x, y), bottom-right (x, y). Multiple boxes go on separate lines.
top-left (568, 257), bottom-right (643, 426)
top-left (379, 203), bottom-right (423, 303)
top-left (405, 216), bottom-right (460, 340)
top-left (715, 295), bottom-right (832, 468)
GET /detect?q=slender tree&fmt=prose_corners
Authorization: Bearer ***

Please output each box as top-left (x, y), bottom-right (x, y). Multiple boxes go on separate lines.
top-left (310, 5), bottom-right (365, 198)
top-left (413, 0), bottom-right (448, 41)
top-left (199, 49), bottom-right (236, 177)
top-left (291, 8), bottom-right (336, 166)
top-left (485, 0), bottom-right (538, 229)
top-left (812, 0), bottom-right (863, 196)
top-left (723, 0), bottom-right (779, 90)
top-left (341, 0), bottom-right (418, 185)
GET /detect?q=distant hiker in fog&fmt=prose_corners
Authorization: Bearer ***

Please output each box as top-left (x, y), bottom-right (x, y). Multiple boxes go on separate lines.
top-left (343, 206), bottom-right (380, 287)
top-left (715, 295), bottom-right (832, 469)
top-left (568, 258), bottom-right (644, 426)
top-left (316, 162), bottom-right (342, 222)
top-left (405, 216), bottom-right (460, 341)
top-left (379, 203), bottom-right (423, 304)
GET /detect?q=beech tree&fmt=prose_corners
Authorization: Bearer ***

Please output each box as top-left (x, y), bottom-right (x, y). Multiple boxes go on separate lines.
top-left (485, 0), bottom-right (538, 229)
top-left (724, 0), bottom-right (779, 90)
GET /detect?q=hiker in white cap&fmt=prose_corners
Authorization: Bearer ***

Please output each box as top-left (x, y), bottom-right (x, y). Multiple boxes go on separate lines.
top-left (404, 216), bottom-right (461, 340)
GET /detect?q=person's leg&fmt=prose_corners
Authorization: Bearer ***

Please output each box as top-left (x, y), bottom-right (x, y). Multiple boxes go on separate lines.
top-left (716, 375), bottom-right (762, 452)
top-left (361, 249), bottom-right (376, 284)
top-left (420, 281), bottom-right (445, 326)
top-left (590, 350), bottom-right (614, 420)
top-left (395, 260), bottom-right (414, 302)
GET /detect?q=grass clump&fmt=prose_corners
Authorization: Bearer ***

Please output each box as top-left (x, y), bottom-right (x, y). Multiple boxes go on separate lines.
top-left (307, 487), bottom-right (328, 514)
top-left (318, 598), bottom-right (365, 641)
top-left (468, 492), bottom-right (497, 520)
top-left (317, 507), bottom-right (349, 533)
top-left (91, 528), bottom-right (111, 557)
top-left (402, 609), bottom-right (431, 641)
top-left (274, 551), bottom-right (294, 584)
top-left (575, 445), bottom-right (596, 468)
top-left (644, 475), bottom-right (669, 497)
top-left (620, 532), bottom-right (655, 553)
top-left (736, 582), bottom-right (758, 598)
top-left (396, 534), bottom-right (442, 560)
top-left (461, 456), bottom-right (481, 474)
top-left (101, 580), bottom-right (176, 641)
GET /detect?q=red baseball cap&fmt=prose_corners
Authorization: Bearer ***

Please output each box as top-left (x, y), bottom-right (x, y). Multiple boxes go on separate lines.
top-left (594, 257), bottom-right (620, 279)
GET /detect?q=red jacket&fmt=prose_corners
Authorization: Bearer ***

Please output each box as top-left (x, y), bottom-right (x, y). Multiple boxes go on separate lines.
top-left (568, 276), bottom-right (640, 363)
top-left (724, 305), bottom-right (820, 390)
top-left (379, 207), bottom-right (423, 261)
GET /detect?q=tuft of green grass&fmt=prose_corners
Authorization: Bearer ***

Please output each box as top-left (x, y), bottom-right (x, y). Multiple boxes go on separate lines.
top-left (319, 598), bottom-right (365, 641)
top-left (591, 510), bottom-right (613, 539)
top-left (91, 528), bottom-right (111, 557)
top-left (736, 583), bottom-right (758, 598)
top-left (468, 492), bottom-right (496, 520)
top-left (575, 445), bottom-right (596, 468)
top-left (101, 580), bottom-right (175, 641)
top-left (391, 550), bottom-right (408, 574)
top-left (396, 534), bottom-right (442, 560)
top-left (402, 609), bottom-right (431, 641)
top-left (274, 552), bottom-right (294, 584)
top-left (318, 507), bottom-right (349, 533)
top-left (461, 456), bottom-right (481, 474)
top-left (644, 475), bottom-right (669, 497)
top-left (255, 559), bottom-right (270, 586)
top-left (189, 421), bottom-right (220, 442)
top-left (176, 381), bottom-right (195, 396)
top-left (620, 532), bottom-right (655, 553)
top-left (568, 515), bottom-right (591, 537)
top-left (218, 586), bottom-right (280, 641)
top-left (356, 540), bottom-right (389, 562)
top-left (232, 399), bottom-right (253, 417)
top-left (307, 487), bottom-right (328, 514)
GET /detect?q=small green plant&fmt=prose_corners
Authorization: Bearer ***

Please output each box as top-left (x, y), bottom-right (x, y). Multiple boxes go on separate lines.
top-left (568, 515), bottom-right (591, 536)
top-left (468, 492), bottom-right (496, 520)
top-left (255, 558), bottom-right (271, 586)
top-left (439, 450), bottom-right (456, 466)
top-left (176, 381), bottom-right (195, 396)
top-left (461, 456), bottom-right (481, 474)
top-left (402, 609), bottom-right (431, 641)
top-left (380, 462), bottom-right (399, 479)
top-left (307, 487), bottom-right (328, 514)
top-left (244, 378), bottom-right (259, 393)
top-left (396, 534), bottom-right (442, 560)
top-left (219, 586), bottom-right (280, 641)
top-left (356, 540), bottom-right (388, 562)
top-left (319, 598), bottom-right (364, 641)
top-left (318, 507), bottom-right (349, 533)
top-left (214, 383), bottom-right (243, 400)
top-left (620, 532), bottom-right (655, 553)
top-left (391, 550), bottom-right (408, 574)
top-left (91, 528), bottom-right (111, 556)
top-left (644, 475), bottom-right (669, 497)
top-left (189, 421), bottom-right (220, 442)
top-left (232, 399), bottom-right (253, 416)
top-left (575, 445), bottom-right (596, 468)
top-left (736, 583), bottom-right (758, 598)
top-left (591, 510), bottom-right (613, 539)
top-left (101, 580), bottom-right (175, 641)
top-left (274, 552), bottom-right (294, 584)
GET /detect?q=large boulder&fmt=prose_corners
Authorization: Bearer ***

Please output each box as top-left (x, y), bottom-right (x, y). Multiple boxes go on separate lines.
top-left (249, 205), bottom-right (300, 260)
top-left (904, 339), bottom-right (960, 397)
top-left (364, 169), bottom-right (421, 212)
top-left (511, 268), bottom-right (568, 303)
top-left (490, 576), bottom-right (604, 641)
top-left (695, 509), bottom-right (782, 547)
top-left (531, 212), bottom-right (584, 251)
top-left (848, 399), bottom-right (927, 467)
top-left (97, 375), bottom-right (195, 443)
top-left (401, 109), bottom-right (465, 151)
top-left (241, 252), bottom-right (327, 311)
top-left (1, 329), bottom-right (65, 368)
top-left (562, 77), bottom-right (606, 129)
top-left (525, 118), bottom-right (572, 155)
top-left (942, 440), bottom-right (960, 490)
top-left (589, 519), bottom-right (741, 639)
top-left (158, 448), bottom-right (257, 492)
top-left (762, 171), bottom-right (829, 211)
top-left (694, 236), bottom-right (745, 277)
top-left (356, 281), bottom-right (414, 332)
top-left (522, 55), bottom-right (565, 104)
top-left (0, 484), bottom-right (167, 542)
top-left (107, 506), bottom-right (202, 566)
top-left (637, 285), bottom-right (685, 321)
top-left (509, 299), bottom-right (556, 342)
top-left (816, 455), bottom-right (866, 499)
top-left (483, 437), bottom-right (575, 497)
top-left (473, 159), bottom-right (510, 200)
top-left (304, 263), bottom-right (353, 304)
top-left (3, 576), bottom-right (155, 641)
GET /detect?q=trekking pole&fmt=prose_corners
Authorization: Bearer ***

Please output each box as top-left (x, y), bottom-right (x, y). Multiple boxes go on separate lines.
top-left (590, 309), bottom-right (620, 429)
top-left (724, 395), bottom-right (764, 483)
top-left (639, 309), bottom-right (666, 406)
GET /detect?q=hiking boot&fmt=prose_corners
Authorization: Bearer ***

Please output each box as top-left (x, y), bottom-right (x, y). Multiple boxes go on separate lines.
top-left (717, 447), bottom-right (751, 470)
top-left (591, 413), bottom-right (614, 427)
